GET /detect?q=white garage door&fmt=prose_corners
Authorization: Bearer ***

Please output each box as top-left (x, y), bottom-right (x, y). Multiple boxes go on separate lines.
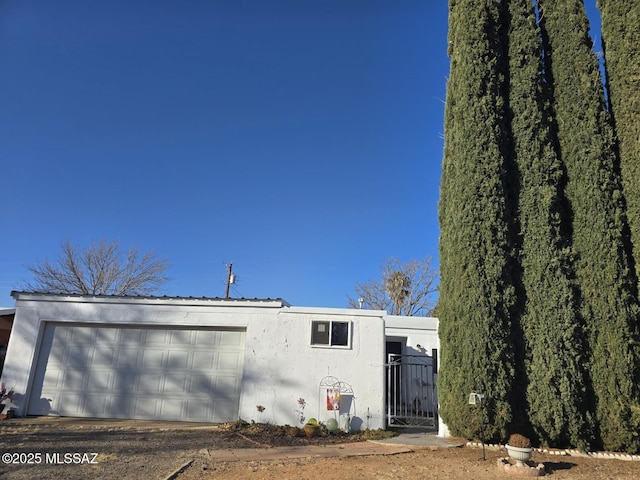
top-left (28, 323), bottom-right (246, 422)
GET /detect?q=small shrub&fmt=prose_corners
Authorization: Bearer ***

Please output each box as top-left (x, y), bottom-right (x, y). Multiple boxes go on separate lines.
top-left (356, 429), bottom-right (397, 440)
top-left (508, 433), bottom-right (532, 448)
top-left (228, 419), bottom-right (249, 430)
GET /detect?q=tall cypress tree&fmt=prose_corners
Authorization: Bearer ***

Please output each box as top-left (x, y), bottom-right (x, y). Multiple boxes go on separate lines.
top-left (539, 0), bottom-right (640, 453)
top-left (438, 0), bottom-right (517, 441)
top-left (598, 0), bottom-right (640, 283)
top-left (503, 0), bottom-right (594, 450)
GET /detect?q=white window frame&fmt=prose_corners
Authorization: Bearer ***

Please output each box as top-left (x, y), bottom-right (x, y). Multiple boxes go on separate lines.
top-left (310, 320), bottom-right (351, 349)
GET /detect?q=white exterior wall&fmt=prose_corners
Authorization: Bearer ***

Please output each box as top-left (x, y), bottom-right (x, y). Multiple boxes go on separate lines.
top-left (1, 294), bottom-right (386, 430)
top-left (241, 307), bottom-right (386, 430)
top-left (384, 315), bottom-right (439, 355)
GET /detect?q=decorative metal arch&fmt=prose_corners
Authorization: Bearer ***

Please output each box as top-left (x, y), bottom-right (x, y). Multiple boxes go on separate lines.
top-left (317, 376), bottom-right (356, 430)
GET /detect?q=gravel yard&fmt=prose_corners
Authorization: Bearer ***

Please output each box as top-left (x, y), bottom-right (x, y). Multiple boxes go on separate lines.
top-left (0, 418), bottom-right (228, 480)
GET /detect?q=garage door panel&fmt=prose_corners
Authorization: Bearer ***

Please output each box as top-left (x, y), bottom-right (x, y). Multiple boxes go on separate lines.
top-left (66, 346), bottom-right (93, 366)
top-left (116, 348), bottom-right (141, 367)
top-left (163, 374), bottom-right (189, 392)
top-left (215, 376), bottom-right (242, 393)
top-left (193, 351), bottom-right (217, 368)
top-left (58, 393), bottom-right (81, 415)
top-left (213, 399), bottom-right (238, 419)
top-left (42, 367), bottom-right (63, 386)
top-left (131, 397), bottom-right (161, 417)
top-left (223, 331), bottom-right (245, 347)
top-left (77, 394), bottom-right (111, 416)
top-left (91, 348), bottom-right (116, 367)
top-left (49, 344), bottom-right (67, 363)
top-left (118, 329), bottom-right (146, 345)
top-left (95, 328), bottom-right (119, 342)
top-left (186, 399), bottom-right (213, 415)
top-left (192, 330), bottom-right (220, 346)
top-left (145, 329), bottom-right (171, 344)
top-left (167, 350), bottom-right (190, 368)
top-left (86, 371), bottom-right (113, 390)
top-left (132, 373), bottom-right (161, 394)
top-left (157, 398), bottom-right (184, 416)
top-left (168, 330), bottom-right (192, 345)
top-left (68, 326), bottom-right (96, 343)
top-left (140, 348), bottom-right (166, 367)
top-left (218, 352), bottom-right (243, 370)
top-left (29, 324), bottom-right (246, 422)
top-left (61, 370), bottom-right (87, 389)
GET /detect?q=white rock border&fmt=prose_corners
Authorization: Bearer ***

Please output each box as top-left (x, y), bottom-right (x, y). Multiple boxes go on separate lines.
top-left (497, 457), bottom-right (546, 477)
top-left (466, 441), bottom-right (640, 462)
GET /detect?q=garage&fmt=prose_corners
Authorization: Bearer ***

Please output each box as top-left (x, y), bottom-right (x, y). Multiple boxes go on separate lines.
top-left (27, 323), bottom-right (246, 422)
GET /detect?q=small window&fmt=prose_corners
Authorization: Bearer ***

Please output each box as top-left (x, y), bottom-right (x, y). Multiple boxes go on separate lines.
top-left (311, 321), bottom-right (350, 347)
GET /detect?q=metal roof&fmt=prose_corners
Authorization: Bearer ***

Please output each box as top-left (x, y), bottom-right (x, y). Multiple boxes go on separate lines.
top-left (10, 291), bottom-right (290, 306)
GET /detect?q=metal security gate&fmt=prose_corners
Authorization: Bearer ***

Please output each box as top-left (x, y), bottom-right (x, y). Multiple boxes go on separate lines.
top-left (386, 353), bottom-right (437, 428)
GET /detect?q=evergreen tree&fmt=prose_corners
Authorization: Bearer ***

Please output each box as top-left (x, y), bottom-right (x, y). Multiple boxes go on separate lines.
top-left (598, 0), bottom-right (640, 283)
top-left (503, 0), bottom-right (594, 450)
top-left (438, 0), bottom-right (517, 441)
top-left (539, 0), bottom-right (640, 453)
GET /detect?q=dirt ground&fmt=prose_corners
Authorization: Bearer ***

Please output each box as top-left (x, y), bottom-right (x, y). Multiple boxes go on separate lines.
top-left (1, 418), bottom-right (639, 479)
top-left (178, 445), bottom-right (640, 480)
top-left (176, 423), bottom-right (640, 480)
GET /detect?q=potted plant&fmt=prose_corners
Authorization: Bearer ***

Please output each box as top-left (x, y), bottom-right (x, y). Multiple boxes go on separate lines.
top-left (303, 418), bottom-right (321, 437)
top-left (506, 433), bottom-right (534, 467)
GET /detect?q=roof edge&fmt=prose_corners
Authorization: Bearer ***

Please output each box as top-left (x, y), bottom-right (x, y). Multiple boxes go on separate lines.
top-left (11, 291), bottom-right (289, 307)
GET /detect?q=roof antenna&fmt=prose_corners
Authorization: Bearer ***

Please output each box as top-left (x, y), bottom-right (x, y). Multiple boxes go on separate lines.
top-left (225, 262), bottom-right (236, 299)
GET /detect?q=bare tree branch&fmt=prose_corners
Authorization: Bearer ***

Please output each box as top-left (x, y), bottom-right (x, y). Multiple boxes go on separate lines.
top-left (22, 240), bottom-right (169, 296)
top-left (347, 256), bottom-right (439, 316)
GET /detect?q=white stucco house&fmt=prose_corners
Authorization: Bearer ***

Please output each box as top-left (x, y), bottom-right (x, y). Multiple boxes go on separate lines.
top-left (1, 292), bottom-right (441, 433)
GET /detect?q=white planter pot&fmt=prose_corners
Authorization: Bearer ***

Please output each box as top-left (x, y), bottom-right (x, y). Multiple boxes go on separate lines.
top-left (506, 444), bottom-right (533, 467)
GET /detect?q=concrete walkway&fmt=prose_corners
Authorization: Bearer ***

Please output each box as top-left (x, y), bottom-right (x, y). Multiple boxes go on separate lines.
top-left (206, 442), bottom-right (415, 462)
top-left (206, 428), bottom-right (463, 463)
top-left (373, 427), bottom-right (464, 448)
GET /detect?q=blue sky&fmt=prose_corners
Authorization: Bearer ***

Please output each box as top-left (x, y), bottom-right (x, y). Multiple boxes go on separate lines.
top-left (0, 1), bottom-right (603, 308)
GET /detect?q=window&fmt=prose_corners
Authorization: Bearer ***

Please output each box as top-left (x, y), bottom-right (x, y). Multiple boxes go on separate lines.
top-left (311, 321), bottom-right (350, 347)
